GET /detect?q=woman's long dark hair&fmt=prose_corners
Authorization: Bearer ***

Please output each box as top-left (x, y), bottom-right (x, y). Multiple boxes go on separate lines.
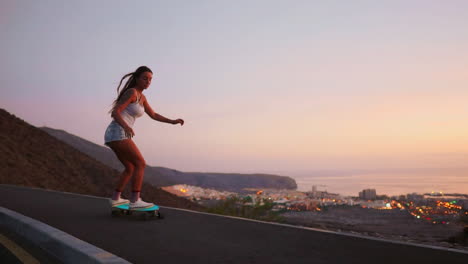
top-left (109, 66), bottom-right (153, 113)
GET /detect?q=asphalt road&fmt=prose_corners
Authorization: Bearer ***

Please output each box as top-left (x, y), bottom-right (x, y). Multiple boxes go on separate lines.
top-left (1, 185), bottom-right (467, 264)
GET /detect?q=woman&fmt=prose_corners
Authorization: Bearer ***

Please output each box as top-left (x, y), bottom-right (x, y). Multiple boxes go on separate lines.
top-left (104, 66), bottom-right (184, 209)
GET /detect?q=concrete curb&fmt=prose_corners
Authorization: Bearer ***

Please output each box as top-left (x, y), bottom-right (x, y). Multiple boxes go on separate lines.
top-left (0, 206), bottom-right (131, 264)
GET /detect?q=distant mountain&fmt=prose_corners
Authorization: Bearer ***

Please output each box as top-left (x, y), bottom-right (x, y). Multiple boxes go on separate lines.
top-left (0, 108), bottom-right (202, 210)
top-left (41, 128), bottom-right (297, 193)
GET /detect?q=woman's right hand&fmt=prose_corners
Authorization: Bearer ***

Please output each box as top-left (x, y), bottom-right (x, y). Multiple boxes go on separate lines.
top-left (124, 126), bottom-right (135, 138)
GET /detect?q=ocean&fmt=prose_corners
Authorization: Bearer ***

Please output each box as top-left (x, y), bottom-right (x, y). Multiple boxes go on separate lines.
top-left (291, 169), bottom-right (468, 197)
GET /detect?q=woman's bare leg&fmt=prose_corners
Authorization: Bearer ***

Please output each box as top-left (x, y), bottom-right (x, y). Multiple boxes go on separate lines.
top-left (107, 139), bottom-right (146, 198)
top-left (108, 141), bottom-right (135, 192)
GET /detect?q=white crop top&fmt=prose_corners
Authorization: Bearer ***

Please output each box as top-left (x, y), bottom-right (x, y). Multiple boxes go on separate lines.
top-left (120, 91), bottom-right (145, 127)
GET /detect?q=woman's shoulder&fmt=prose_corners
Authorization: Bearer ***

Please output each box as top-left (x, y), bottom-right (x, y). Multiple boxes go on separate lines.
top-left (117, 88), bottom-right (138, 103)
top-left (140, 93), bottom-right (147, 102)
top-left (123, 88), bottom-right (138, 96)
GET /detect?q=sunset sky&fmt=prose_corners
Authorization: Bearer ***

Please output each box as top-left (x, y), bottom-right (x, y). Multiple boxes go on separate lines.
top-left (2, 0), bottom-right (468, 175)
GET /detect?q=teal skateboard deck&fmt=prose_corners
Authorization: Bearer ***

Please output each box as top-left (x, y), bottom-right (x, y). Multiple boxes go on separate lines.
top-left (111, 204), bottom-right (163, 220)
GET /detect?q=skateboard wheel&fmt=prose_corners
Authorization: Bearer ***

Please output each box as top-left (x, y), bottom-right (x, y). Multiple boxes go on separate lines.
top-left (111, 210), bottom-right (121, 217)
top-left (142, 213), bottom-right (150, 221)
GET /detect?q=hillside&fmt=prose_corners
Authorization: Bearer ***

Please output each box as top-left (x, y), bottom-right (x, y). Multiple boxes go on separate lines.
top-left (41, 127), bottom-right (297, 193)
top-left (0, 108), bottom-right (202, 210)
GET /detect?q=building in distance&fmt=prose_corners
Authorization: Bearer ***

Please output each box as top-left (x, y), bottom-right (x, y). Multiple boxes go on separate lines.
top-left (359, 189), bottom-right (377, 200)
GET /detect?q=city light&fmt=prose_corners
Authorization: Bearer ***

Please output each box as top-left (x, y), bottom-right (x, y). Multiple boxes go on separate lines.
top-left (165, 184), bottom-right (467, 226)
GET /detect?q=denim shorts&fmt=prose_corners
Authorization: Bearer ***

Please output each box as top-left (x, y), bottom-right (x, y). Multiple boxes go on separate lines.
top-left (104, 121), bottom-right (130, 145)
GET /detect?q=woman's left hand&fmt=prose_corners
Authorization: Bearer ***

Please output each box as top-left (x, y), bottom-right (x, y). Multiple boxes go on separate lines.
top-left (173, 119), bottom-right (184, 126)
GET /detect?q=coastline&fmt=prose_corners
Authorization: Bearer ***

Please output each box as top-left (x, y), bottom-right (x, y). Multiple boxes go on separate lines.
top-left (291, 170), bottom-right (468, 196)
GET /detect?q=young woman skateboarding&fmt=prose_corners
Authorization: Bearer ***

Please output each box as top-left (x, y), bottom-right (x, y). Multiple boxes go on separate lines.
top-left (104, 66), bottom-right (184, 209)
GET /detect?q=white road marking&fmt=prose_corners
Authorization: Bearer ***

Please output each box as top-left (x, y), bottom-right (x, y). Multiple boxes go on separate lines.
top-left (0, 233), bottom-right (40, 264)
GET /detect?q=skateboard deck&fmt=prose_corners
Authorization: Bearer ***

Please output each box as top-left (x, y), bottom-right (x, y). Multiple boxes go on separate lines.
top-left (111, 204), bottom-right (163, 220)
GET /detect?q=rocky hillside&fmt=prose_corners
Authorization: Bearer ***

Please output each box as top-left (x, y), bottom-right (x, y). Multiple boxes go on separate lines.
top-left (42, 127), bottom-right (297, 193)
top-left (0, 108), bottom-right (202, 210)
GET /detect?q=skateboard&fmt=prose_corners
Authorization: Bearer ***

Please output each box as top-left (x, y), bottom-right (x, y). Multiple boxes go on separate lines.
top-left (111, 204), bottom-right (163, 220)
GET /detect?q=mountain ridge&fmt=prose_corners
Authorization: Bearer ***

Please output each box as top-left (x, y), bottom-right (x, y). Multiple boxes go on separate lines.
top-left (0, 108), bottom-right (202, 210)
top-left (41, 127), bottom-right (297, 193)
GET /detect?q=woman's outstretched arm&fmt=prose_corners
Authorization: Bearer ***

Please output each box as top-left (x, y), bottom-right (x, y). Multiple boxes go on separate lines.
top-left (142, 95), bottom-right (184, 125)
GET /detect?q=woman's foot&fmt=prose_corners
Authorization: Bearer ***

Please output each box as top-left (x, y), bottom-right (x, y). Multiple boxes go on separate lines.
top-left (129, 198), bottom-right (154, 210)
top-left (110, 197), bottom-right (130, 207)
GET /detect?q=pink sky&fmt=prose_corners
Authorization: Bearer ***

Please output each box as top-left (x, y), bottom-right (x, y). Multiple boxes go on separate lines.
top-left (1, 1), bottom-right (468, 175)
